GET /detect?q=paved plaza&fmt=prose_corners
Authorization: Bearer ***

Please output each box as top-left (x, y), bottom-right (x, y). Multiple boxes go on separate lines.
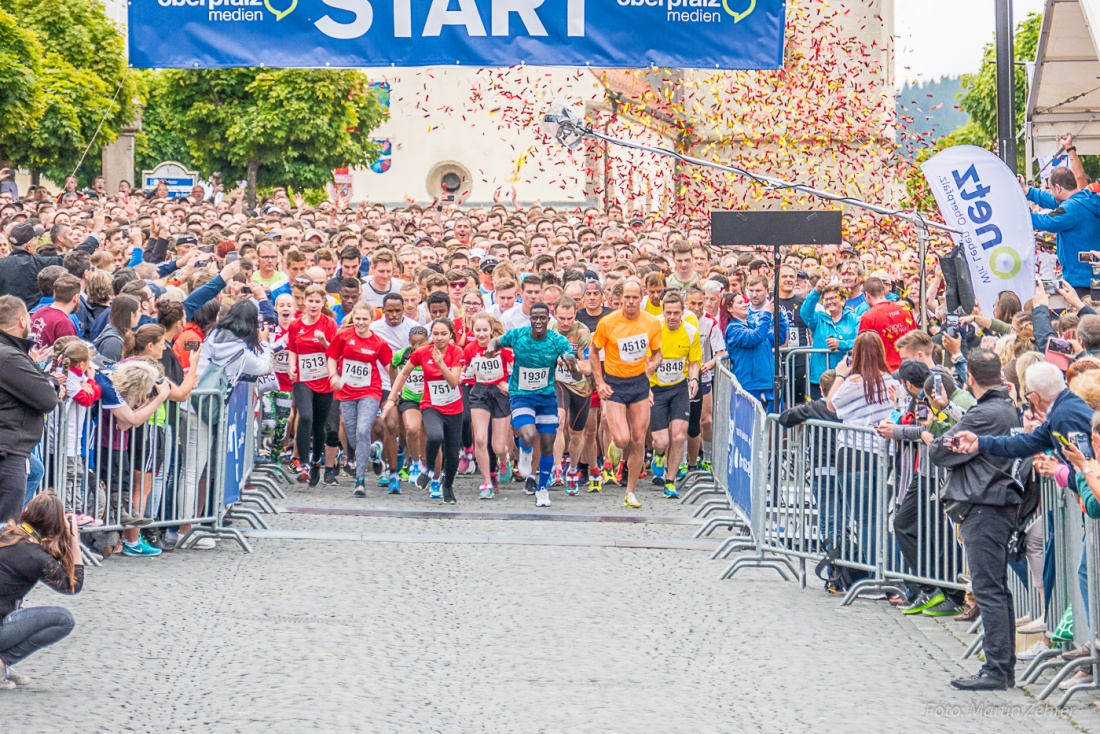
top-left (8, 470), bottom-right (1100, 734)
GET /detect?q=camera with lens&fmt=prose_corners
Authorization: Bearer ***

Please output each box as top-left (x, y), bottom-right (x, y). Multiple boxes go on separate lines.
top-left (440, 172), bottom-right (461, 204)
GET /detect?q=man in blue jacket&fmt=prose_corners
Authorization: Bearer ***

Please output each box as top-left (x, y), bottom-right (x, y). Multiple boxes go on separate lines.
top-left (724, 291), bottom-right (788, 410)
top-left (1024, 167), bottom-right (1100, 294)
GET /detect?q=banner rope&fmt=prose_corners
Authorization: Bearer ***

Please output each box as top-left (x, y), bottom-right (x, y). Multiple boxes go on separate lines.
top-left (70, 68), bottom-right (131, 181)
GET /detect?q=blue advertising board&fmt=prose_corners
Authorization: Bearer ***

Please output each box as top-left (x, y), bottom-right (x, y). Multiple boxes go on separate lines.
top-left (128, 0), bottom-right (785, 70)
top-left (726, 385), bottom-right (756, 520)
top-left (223, 382), bottom-right (251, 506)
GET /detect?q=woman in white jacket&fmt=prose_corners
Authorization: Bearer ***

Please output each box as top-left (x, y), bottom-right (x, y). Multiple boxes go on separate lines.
top-left (179, 300), bottom-right (273, 543)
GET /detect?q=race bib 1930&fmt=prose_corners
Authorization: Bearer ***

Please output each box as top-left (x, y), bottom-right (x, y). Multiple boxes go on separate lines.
top-left (517, 366), bottom-right (550, 391)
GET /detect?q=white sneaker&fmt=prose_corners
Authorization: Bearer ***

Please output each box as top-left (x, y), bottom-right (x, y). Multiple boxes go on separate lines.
top-left (535, 489), bottom-right (551, 507)
top-left (1017, 617), bottom-right (1047, 634)
top-left (0, 677), bottom-right (14, 690)
top-left (191, 537), bottom-right (217, 550)
top-left (1017, 640), bottom-right (1051, 661)
top-left (518, 448), bottom-right (533, 478)
top-left (3, 665), bottom-right (28, 686)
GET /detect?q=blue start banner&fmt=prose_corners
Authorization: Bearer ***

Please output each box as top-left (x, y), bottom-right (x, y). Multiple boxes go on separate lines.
top-left (725, 383), bottom-right (756, 520)
top-left (127, 0), bottom-right (785, 70)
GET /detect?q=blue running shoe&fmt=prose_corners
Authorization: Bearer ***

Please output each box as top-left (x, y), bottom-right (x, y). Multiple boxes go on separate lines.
top-left (378, 469), bottom-right (391, 487)
top-left (664, 482), bottom-right (681, 499)
top-left (676, 462), bottom-right (688, 480)
top-left (122, 540), bottom-right (161, 557)
top-left (388, 475), bottom-right (401, 494)
top-left (500, 458), bottom-right (514, 483)
top-left (429, 479), bottom-right (443, 499)
top-left (370, 442), bottom-right (384, 475)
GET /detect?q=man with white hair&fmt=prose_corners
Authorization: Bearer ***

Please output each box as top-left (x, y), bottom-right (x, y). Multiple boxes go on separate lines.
top-left (950, 359), bottom-right (1094, 688)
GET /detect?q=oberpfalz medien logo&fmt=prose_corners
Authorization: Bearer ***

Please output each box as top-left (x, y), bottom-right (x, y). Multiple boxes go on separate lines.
top-left (616, 0), bottom-right (755, 24)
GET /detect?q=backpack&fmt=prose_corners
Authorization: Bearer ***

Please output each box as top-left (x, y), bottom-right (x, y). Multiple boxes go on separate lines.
top-left (815, 535), bottom-right (857, 593)
top-left (190, 359), bottom-right (230, 423)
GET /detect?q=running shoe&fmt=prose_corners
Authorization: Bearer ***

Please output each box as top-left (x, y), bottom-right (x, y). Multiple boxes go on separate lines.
top-left (466, 455), bottom-right (477, 476)
top-left (416, 470), bottom-right (431, 491)
top-left (75, 513), bottom-right (102, 528)
top-left (370, 442), bottom-right (384, 475)
top-left (324, 466), bottom-right (338, 485)
top-left (651, 474), bottom-right (667, 488)
top-left (378, 469), bottom-right (391, 487)
top-left (607, 441), bottom-right (623, 467)
top-left (458, 449), bottom-right (470, 474)
top-left (297, 465), bottom-right (310, 484)
top-left (652, 453), bottom-right (666, 480)
top-left (601, 461), bottom-right (616, 486)
top-left (398, 466), bottom-right (411, 482)
top-left (524, 476), bottom-right (537, 495)
top-left (308, 463), bottom-right (321, 487)
top-left (623, 492), bottom-right (641, 509)
top-left (614, 461), bottom-right (625, 486)
top-left (122, 540), bottom-right (161, 557)
top-left (922, 598), bottom-right (963, 617)
top-left (698, 459), bottom-right (712, 473)
top-left (676, 462), bottom-right (688, 480)
top-left (518, 447), bottom-right (534, 478)
top-left (535, 489), bottom-right (551, 507)
top-left (408, 462), bottom-right (422, 485)
top-left (353, 478), bottom-right (367, 497)
top-left (396, 448), bottom-right (406, 475)
top-left (500, 458), bottom-right (514, 483)
top-left (490, 472), bottom-right (500, 492)
top-left (900, 591), bottom-right (944, 616)
top-left (550, 468), bottom-right (565, 488)
top-left (3, 664), bottom-right (29, 686)
top-left (638, 465), bottom-right (647, 480)
top-left (566, 472), bottom-right (579, 496)
top-left (343, 460), bottom-right (357, 478)
top-left (587, 474), bottom-right (603, 493)
top-left (663, 482), bottom-right (680, 499)
top-left (479, 482), bottom-right (495, 500)
top-left (387, 475), bottom-right (401, 495)
top-left (429, 479), bottom-right (443, 500)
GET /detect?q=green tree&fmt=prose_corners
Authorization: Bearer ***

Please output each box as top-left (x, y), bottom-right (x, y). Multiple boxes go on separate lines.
top-left (0, 0), bottom-right (137, 185)
top-left (0, 8), bottom-right (45, 144)
top-left (158, 69), bottom-right (387, 207)
top-left (135, 72), bottom-right (195, 176)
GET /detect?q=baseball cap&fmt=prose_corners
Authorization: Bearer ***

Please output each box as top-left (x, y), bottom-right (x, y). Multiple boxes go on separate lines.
top-left (303, 228), bottom-right (325, 243)
top-left (8, 221), bottom-right (44, 247)
top-left (469, 247), bottom-right (487, 259)
top-left (839, 245), bottom-right (858, 257)
top-left (895, 359), bottom-right (930, 387)
top-left (147, 282), bottom-right (167, 300)
top-left (175, 234), bottom-right (198, 247)
top-left (480, 257), bottom-right (499, 272)
top-left (869, 269), bottom-right (893, 282)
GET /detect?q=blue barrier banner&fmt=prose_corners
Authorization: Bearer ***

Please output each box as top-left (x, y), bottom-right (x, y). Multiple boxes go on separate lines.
top-left (127, 0), bottom-right (785, 70)
top-left (223, 382), bottom-right (250, 506)
top-left (726, 387), bottom-right (755, 518)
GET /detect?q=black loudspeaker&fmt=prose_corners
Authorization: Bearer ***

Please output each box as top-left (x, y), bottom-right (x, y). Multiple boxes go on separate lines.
top-left (710, 210), bottom-right (844, 247)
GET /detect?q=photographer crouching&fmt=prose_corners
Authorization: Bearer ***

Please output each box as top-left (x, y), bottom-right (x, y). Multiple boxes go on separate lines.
top-left (0, 491), bottom-right (84, 689)
top-left (928, 348), bottom-right (1023, 691)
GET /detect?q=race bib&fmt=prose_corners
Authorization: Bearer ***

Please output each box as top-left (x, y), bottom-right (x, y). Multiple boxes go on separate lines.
top-left (787, 328), bottom-right (801, 348)
top-left (476, 355), bottom-right (505, 383)
top-left (518, 366), bottom-right (550, 391)
top-left (405, 370), bottom-right (425, 395)
top-left (342, 360), bottom-right (373, 389)
top-left (428, 380), bottom-right (460, 406)
top-left (657, 358), bottom-right (686, 384)
top-left (617, 334), bottom-right (648, 364)
top-left (556, 362), bottom-right (579, 385)
top-left (273, 350), bottom-right (291, 374)
top-left (298, 353), bottom-right (327, 382)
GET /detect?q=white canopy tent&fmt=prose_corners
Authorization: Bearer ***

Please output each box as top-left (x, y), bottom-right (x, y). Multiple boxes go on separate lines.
top-left (1027, 0), bottom-right (1100, 171)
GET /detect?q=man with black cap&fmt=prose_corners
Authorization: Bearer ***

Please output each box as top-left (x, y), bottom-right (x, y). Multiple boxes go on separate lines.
top-left (0, 220), bottom-right (99, 309)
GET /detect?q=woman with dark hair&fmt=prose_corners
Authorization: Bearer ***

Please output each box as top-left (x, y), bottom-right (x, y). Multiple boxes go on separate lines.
top-left (173, 299), bottom-right (220, 371)
top-left (0, 492), bottom-right (83, 688)
top-left (384, 318), bottom-right (466, 503)
top-left (825, 331), bottom-right (899, 571)
top-left (93, 294), bottom-right (140, 363)
top-left (179, 300), bottom-right (272, 545)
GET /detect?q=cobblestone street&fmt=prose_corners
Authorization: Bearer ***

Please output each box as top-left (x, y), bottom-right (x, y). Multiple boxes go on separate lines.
top-left (8, 471), bottom-right (1100, 734)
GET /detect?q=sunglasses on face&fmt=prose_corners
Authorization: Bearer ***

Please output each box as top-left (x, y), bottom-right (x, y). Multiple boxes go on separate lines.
top-left (449, 282), bottom-right (465, 289)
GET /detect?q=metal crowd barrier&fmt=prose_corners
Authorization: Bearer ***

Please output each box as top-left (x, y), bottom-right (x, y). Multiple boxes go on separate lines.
top-left (26, 382), bottom-right (291, 560)
top-left (780, 347), bottom-right (833, 409)
top-left (702, 376), bottom-right (1100, 708)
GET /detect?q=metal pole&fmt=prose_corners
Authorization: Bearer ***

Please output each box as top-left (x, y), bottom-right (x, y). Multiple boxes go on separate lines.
top-left (916, 223), bottom-right (931, 329)
top-left (995, 0), bottom-right (1018, 171)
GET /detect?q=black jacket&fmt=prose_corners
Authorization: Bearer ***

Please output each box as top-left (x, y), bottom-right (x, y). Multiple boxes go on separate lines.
top-left (778, 399), bottom-right (838, 428)
top-left (929, 386), bottom-right (1022, 507)
top-left (0, 330), bottom-right (59, 457)
top-left (0, 236), bottom-right (100, 309)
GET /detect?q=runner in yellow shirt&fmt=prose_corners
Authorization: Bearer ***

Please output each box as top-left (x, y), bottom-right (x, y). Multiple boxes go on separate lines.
top-left (647, 290), bottom-right (701, 499)
top-left (590, 280), bottom-right (663, 509)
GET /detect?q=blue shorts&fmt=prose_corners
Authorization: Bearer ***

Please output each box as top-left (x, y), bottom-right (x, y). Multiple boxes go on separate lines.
top-left (510, 392), bottom-right (560, 434)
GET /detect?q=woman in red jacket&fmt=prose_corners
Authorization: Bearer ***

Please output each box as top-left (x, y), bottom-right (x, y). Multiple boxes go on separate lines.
top-left (287, 285), bottom-right (338, 486)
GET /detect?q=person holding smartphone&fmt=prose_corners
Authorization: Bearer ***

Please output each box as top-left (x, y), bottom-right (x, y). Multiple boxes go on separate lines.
top-left (0, 491), bottom-right (84, 688)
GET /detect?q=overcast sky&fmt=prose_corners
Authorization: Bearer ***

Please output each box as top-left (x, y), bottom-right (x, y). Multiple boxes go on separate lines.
top-left (894, 0), bottom-right (1046, 83)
